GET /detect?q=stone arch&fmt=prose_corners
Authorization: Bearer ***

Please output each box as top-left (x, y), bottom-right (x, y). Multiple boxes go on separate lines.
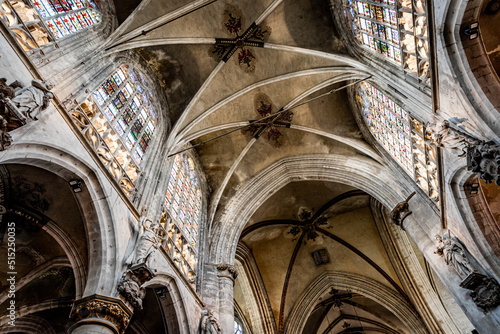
top-left (443, 0), bottom-right (500, 137)
top-left (284, 271), bottom-right (426, 334)
top-left (449, 164), bottom-right (500, 278)
top-left (142, 274), bottom-right (191, 334)
top-left (209, 153), bottom-right (433, 265)
top-left (0, 142), bottom-right (118, 296)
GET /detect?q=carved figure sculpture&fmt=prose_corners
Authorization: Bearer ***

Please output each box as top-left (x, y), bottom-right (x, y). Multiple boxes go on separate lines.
top-left (390, 192), bottom-right (416, 229)
top-left (117, 270), bottom-right (146, 310)
top-left (435, 233), bottom-right (473, 279)
top-left (199, 311), bottom-right (221, 334)
top-left (10, 79), bottom-right (54, 120)
top-left (134, 217), bottom-right (163, 264)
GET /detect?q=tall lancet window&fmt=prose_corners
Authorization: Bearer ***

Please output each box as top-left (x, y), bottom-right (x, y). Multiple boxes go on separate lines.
top-left (357, 82), bottom-right (439, 202)
top-left (0, 0), bottom-right (101, 50)
top-left (161, 153), bottom-right (202, 284)
top-left (71, 65), bottom-right (157, 196)
top-left (344, 0), bottom-right (429, 83)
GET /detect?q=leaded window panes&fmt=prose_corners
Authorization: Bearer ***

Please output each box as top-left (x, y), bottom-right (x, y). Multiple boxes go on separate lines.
top-left (92, 65), bottom-right (157, 165)
top-left (357, 81), bottom-right (438, 202)
top-left (344, 0), bottom-right (429, 83)
top-left (163, 153), bottom-right (202, 251)
top-left (234, 321), bottom-right (243, 334)
top-left (0, 0), bottom-right (101, 51)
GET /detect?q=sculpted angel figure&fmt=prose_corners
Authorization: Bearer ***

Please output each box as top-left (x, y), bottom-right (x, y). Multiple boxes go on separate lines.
top-left (435, 232), bottom-right (474, 279)
top-left (10, 79), bottom-right (54, 120)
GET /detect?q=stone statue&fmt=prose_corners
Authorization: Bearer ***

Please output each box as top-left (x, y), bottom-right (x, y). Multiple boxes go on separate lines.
top-left (198, 310), bottom-right (221, 334)
top-left (435, 232), bottom-right (473, 279)
top-left (10, 79), bottom-right (54, 120)
top-left (390, 192), bottom-right (415, 229)
top-left (133, 206), bottom-right (164, 264)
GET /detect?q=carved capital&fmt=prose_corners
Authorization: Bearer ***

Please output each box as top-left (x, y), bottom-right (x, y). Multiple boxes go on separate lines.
top-left (69, 294), bottom-right (132, 334)
top-left (217, 264), bottom-right (238, 281)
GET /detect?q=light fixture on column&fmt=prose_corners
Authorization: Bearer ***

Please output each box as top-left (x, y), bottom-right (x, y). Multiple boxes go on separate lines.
top-left (464, 22), bottom-right (479, 40)
top-left (69, 179), bottom-right (83, 193)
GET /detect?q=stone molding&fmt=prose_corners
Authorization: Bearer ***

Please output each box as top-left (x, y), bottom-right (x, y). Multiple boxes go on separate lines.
top-left (69, 294), bottom-right (133, 334)
top-left (284, 271), bottom-right (427, 334)
top-left (210, 154), bottom-right (422, 264)
top-left (216, 263), bottom-right (238, 281)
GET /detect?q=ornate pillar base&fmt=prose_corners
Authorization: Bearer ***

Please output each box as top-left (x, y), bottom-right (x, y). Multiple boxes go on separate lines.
top-left (68, 294), bottom-right (133, 334)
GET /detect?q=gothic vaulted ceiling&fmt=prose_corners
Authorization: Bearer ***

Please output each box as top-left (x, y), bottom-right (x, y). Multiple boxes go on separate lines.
top-left (104, 0), bottom-right (410, 332)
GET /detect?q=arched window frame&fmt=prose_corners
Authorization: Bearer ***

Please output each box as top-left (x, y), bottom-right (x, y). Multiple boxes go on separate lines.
top-left (356, 81), bottom-right (439, 202)
top-left (160, 152), bottom-right (203, 285)
top-left (0, 0), bottom-right (102, 51)
top-left (342, 0), bottom-right (430, 84)
top-left (70, 64), bottom-right (158, 197)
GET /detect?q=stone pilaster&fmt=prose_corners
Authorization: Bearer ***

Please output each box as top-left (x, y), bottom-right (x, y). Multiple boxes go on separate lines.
top-left (68, 294), bottom-right (133, 334)
top-left (217, 264), bottom-right (238, 333)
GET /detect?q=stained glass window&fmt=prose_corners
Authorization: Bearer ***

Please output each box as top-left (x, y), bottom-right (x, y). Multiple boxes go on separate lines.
top-left (357, 81), bottom-right (439, 202)
top-left (343, 0), bottom-right (429, 83)
top-left (91, 65), bottom-right (157, 164)
top-left (234, 321), bottom-right (243, 334)
top-left (163, 154), bottom-right (202, 251)
top-left (31, 0), bottom-right (101, 40)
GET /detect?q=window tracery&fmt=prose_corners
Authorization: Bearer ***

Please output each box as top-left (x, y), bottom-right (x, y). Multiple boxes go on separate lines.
top-left (0, 0), bottom-right (101, 51)
top-left (357, 81), bottom-right (439, 202)
top-left (234, 320), bottom-right (243, 334)
top-left (160, 153), bottom-right (202, 284)
top-left (70, 65), bottom-right (157, 196)
top-left (344, 0), bottom-right (429, 83)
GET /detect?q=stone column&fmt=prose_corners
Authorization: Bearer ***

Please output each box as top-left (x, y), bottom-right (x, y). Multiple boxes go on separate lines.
top-left (68, 294), bottom-right (133, 334)
top-left (217, 264), bottom-right (238, 333)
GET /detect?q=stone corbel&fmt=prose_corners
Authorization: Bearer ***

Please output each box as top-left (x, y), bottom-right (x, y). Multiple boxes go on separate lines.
top-left (69, 294), bottom-right (133, 334)
top-left (217, 263), bottom-right (238, 282)
top-left (117, 263), bottom-right (154, 310)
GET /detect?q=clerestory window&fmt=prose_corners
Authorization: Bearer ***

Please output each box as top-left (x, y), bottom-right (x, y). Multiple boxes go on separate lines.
top-left (0, 0), bottom-right (101, 51)
top-left (344, 0), bottom-right (429, 83)
top-left (160, 153), bottom-right (202, 284)
top-left (357, 81), bottom-right (439, 202)
top-left (71, 65), bottom-right (157, 197)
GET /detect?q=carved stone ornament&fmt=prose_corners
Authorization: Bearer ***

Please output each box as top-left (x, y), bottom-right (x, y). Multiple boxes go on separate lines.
top-left (0, 78), bottom-right (54, 151)
top-left (117, 264), bottom-right (154, 310)
top-left (217, 263), bottom-right (238, 280)
top-left (430, 120), bottom-right (479, 156)
top-left (434, 232), bottom-right (474, 280)
top-left (69, 294), bottom-right (132, 334)
top-left (460, 272), bottom-right (500, 313)
top-left (467, 141), bottom-right (500, 186)
top-left (133, 206), bottom-right (165, 265)
top-left (198, 310), bottom-right (222, 334)
top-left (390, 192), bottom-right (415, 230)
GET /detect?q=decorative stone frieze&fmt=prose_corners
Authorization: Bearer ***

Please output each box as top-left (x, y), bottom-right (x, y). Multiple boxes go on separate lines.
top-left (69, 294), bottom-right (132, 334)
top-left (390, 192), bottom-right (415, 230)
top-left (217, 264), bottom-right (238, 281)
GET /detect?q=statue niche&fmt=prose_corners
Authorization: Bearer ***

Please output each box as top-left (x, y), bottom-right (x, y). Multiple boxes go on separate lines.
top-left (0, 78), bottom-right (54, 151)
